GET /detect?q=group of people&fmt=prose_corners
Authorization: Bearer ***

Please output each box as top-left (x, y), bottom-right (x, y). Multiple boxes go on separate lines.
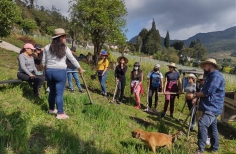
top-left (16, 28), bottom-right (225, 153)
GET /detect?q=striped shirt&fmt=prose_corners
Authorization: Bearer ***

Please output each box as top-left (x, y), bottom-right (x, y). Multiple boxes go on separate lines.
top-left (199, 70), bottom-right (225, 115)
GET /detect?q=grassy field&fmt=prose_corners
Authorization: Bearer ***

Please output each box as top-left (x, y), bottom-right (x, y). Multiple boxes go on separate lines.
top-left (0, 45), bottom-right (236, 154)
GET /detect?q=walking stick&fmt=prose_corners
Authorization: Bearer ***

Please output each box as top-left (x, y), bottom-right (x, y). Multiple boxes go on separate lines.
top-left (187, 105), bottom-right (196, 139)
top-left (81, 73), bottom-right (94, 104)
top-left (146, 86), bottom-right (149, 109)
top-left (177, 100), bottom-right (187, 121)
top-left (111, 81), bottom-right (119, 103)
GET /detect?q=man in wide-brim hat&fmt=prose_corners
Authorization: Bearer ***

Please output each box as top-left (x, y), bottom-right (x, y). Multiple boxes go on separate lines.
top-left (166, 62), bottom-right (177, 69)
top-left (194, 58), bottom-right (225, 154)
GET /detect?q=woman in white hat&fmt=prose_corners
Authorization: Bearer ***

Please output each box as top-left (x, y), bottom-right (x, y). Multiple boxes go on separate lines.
top-left (42, 28), bottom-right (83, 119)
top-left (161, 62), bottom-right (182, 118)
top-left (184, 73), bottom-right (197, 130)
top-left (114, 56), bottom-right (128, 104)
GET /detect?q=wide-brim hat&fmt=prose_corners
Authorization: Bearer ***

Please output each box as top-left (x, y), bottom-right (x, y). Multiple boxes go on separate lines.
top-left (101, 51), bottom-right (108, 56)
top-left (117, 56), bottom-right (128, 64)
top-left (186, 73), bottom-right (196, 79)
top-left (199, 58), bottom-right (221, 70)
top-left (133, 62), bottom-right (140, 66)
top-left (154, 64), bottom-right (160, 68)
top-left (52, 28), bottom-right (67, 39)
top-left (197, 75), bottom-right (204, 81)
top-left (167, 62), bottom-right (177, 68)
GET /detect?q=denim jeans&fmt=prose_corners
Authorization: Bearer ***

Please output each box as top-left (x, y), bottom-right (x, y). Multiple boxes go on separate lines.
top-left (46, 68), bottom-right (67, 114)
top-left (198, 111), bottom-right (219, 152)
top-left (67, 68), bottom-right (82, 91)
top-left (98, 71), bottom-right (107, 94)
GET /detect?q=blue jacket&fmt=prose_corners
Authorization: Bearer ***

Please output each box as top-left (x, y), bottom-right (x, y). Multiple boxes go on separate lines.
top-left (199, 70), bottom-right (225, 115)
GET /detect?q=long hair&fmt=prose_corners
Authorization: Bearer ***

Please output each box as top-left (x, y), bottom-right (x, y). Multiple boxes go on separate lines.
top-left (19, 48), bottom-right (26, 54)
top-left (49, 37), bottom-right (66, 59)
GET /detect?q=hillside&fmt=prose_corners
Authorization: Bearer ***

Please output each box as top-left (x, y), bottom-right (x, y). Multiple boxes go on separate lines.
top-left (129, 26), bottom-right (236, 53)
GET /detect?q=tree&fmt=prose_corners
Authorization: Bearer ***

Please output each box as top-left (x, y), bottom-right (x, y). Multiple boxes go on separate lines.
top-left (170, 41), bottom-right (184, 50)
top-left (136, 28), bottom-right (148, 53)
top-left (21, 18), bottom-right (38, 35)
top-left (70, 0), bottom-right (127, 64)
top-left (142, 19), bottom-right (162, 55)
top-left (164, 31), bottom-right (170, 48)
top-left (46, 26), bottom-right (57, 36)
top-left (0, 0), bottom-right (22, 37)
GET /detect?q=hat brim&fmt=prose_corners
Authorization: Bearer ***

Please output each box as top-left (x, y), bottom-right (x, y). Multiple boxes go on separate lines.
top-left (51, 33), bottom-right (67, 39)
top-left (199, 61), bottom-right (221, 70)
top-left (167, 64), bottom-right (177, 68)
top-left (117, 56), bottom-right (128, 64)
top-left (186, 75), bottom-right (196, 79)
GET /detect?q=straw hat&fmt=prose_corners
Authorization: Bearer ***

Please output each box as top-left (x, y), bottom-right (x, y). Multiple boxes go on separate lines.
top-left (51, 28), bottom-right (67, 39)
top-left (199, 58), bottom-right (221, 70)
top-left (154, 64), bottom-right (160, 68)
top-left (186, 73), bottom-right (196, 79)
top-left (117, 56), bottom-right (128, 64)
top-left (197, 75), bottom-right (204, 80)
top-left (167, 62), bottom-right (177, 68)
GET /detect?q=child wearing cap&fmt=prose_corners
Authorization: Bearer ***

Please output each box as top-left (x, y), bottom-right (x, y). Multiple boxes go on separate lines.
top-left (17, 43), bottom-right (45, 97)
top-left (96, 51), bottom-right (109, 97)
top-left (184, 73), bottom-right (197, 130)
top-left (145, 64), bottom-right (163, 113)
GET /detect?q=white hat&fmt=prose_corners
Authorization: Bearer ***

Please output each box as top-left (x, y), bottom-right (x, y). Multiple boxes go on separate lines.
top-left (199, 58), bottom-right (221, 70)
top-left (51, 28), bottom-right (67, 39)
top-left (154, 64), bottom-right (160, 68)
top-left (186, 73), bottom-right (196, 79)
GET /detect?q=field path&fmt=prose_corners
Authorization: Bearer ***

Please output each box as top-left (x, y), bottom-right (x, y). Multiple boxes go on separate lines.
top-left (0, 41), bottom-right (21, 53)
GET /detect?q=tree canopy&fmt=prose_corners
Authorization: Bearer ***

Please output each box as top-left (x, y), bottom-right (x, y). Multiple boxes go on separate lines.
top-left (0, 0), bottom-right (22, 37)
top-left (164, 31), bottom-right (170, 48)
top-left (70, 0), bottom-right (127, 63)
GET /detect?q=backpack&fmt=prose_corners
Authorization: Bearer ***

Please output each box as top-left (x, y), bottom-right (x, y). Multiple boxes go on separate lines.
top-left (150, 72), bottom-right (161, 87)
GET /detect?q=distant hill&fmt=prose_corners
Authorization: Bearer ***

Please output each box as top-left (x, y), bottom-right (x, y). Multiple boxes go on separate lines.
top-left (129, 26), bottom-right (236, 53)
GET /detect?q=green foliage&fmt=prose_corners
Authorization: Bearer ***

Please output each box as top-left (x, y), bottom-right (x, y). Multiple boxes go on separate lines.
top-left (164, 31), bottom-right (170, 48)
top-left (0, 0), bottom-right (22, 37)
top-left (142, 19), bottom-right (162, 55)
top-left (170, 41), bottom-right (184, 50)
top-left (21, 18), bottom-right (38, 35)
top-left (46, 26), bottom-right (57, 36)
top-left (107, 50), bottom-right (116, 63)
top-left (223, 66), bottom-right (233, 74)
top-left (70, 0), bottom-right (127, 64)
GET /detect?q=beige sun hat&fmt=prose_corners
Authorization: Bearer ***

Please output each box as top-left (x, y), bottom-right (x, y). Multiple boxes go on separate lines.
top-left (186, 73), bottom-right (196, 79)
top-left (51, 28), bottom-right (67, 39)
top-left (167, 62), bottom-right (177, 68)
top-left (197, 75), bottom-right (204, 80)
top-left (154, 64), bottom-right (160, 68)
top-left (199, 58), bottom-right (221, 70)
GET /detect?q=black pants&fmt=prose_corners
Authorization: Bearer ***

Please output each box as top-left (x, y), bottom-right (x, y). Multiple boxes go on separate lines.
top-left (148, 86), bottom-right (159, 108)
top-left (17, 72), bottom-right (45, 95)
top-left (115, 78), bottom-right (126, 102)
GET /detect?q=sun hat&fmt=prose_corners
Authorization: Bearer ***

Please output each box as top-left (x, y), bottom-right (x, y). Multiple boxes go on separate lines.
top-left (167, 62), bottom-right (177, 68)
top-left (23, 43), bottom-right (35, 50)
top-left (199, 58), bottom-right (221, 70)
top-left (186, 73), bottom-right (196, 79)
top-left (51, 28), bottom-right (67, 39)
top-left (154, 64), bottom-right (160, 68)
top-left (197, 75), bottom-right (204, 81)
top-left (133, 62), bottom-right (140, 66)
top-left (101, 51), bottom-right (108, 56)
top-left (34, 44), bottom-right (42, 49)
top-left (117, 56), bottom-right (128, 64)
top-left (70, 46), bottom-right (76, 52)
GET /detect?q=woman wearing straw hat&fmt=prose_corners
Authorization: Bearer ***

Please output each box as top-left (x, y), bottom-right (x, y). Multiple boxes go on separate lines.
top-left (194, 58), bottom-right (225, 154)
top-left (96, 50), bottom-right (109, 97)
top-left (114, 56), bottom-right (128, 104)
top-left (161, 62), bottom-right (182, 118)
top-left (184, 73), bottom-right (197, 130)
top-left (130, 62), bottom-right (144, 109)
top-left (42, 28), bottom-right (83, 119)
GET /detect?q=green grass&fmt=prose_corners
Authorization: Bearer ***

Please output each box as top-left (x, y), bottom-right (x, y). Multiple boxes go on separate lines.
top-left (0, 47), bottom-right (236, 154)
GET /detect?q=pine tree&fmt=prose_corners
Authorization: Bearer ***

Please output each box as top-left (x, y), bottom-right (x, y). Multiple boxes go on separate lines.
top-left (164, 31), bottom-right (170, 48)
top-left (142, 19), bottom-right (162, 55)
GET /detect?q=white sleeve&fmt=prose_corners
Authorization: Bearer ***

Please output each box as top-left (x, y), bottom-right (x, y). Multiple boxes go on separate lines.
top-left (160, 72), bottom-right (163, 79)
top-left (147, 72), bottom-right (152, 78)
top-left (65, 47), bottom-right (80, 68)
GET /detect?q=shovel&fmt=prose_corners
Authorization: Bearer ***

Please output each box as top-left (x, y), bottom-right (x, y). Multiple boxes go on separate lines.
top-left (81, 73), bottom-right (94, 104)
top-left (110, 81), bottom-right (119, 103)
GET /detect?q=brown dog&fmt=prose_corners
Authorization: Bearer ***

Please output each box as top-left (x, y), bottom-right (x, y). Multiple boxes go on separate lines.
top-left (132, 129), bottom-right (181, 154)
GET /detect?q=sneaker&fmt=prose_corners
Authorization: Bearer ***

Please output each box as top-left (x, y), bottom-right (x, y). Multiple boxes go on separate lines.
top-left (134, 106), bottom-right (140, 109)
top-left (194, 149), bottom-right (203, 154)
top-left (49, 109), bottom-right (58, 115)
top-left (161, 113), bottom-right (166, 118)
top-left (56, 113), bottom-right (69, 119)
top-left (46, 87), bottom-right (50, 92)
top-left (69, 89), bottom-right (74, 94)
top-left (170, 114), bottom-right (174, 119)
top-left (206, 137), bottom-right (211, 145)
top-left (152, 108), bottom-right (158, 113)
top-left (143, 108), bottom-right (152, 112)
top-left (116, 100), bottom-right (121, 104)
top-left (79, 89), bottom-right (85, 93)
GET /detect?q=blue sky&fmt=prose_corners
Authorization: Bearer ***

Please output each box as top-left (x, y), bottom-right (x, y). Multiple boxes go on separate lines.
top-left (37, 0), bottom-right (236, 41)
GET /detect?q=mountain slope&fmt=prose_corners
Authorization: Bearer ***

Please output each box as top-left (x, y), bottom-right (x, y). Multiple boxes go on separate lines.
top-left (129, 26), bottom-right (236, 53)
